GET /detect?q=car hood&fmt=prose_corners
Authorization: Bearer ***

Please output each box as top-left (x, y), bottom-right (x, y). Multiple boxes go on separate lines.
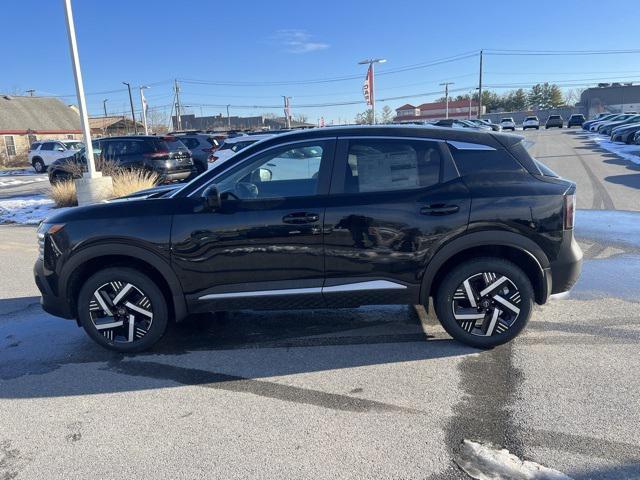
top-left (117, 183), bottom-right (180, 200)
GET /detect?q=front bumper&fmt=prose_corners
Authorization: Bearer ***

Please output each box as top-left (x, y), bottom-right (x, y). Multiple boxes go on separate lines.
top-left (34, 259), bottom-right (74, 319)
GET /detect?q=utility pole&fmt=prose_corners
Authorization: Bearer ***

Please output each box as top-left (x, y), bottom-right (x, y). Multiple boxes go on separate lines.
top-left (477, 50), bottom-right (483, 119)
top-left (62, 0), bottom-right (112, 204)
top-left (122, 81), bottom-right (137, 134)
top-left (139, 86), bottom-right (149, 135)
top-left (26, 89), bottom-right (35, 97)
top-left (226, 104), bottom-right (231, 129)
top-left (282, 96), bottom-right (292, 128)
top-left (358, 58), bottom-right (386, 125)
top-left (174, 79), bottom-right (182, 131)
top-left (439, 82), bottom-right (455, 119)
top-left (102, 99), bottom-right (108, 118)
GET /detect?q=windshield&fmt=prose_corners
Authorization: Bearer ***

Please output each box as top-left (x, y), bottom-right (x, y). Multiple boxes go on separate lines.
top-left (63, 141), bottom-right (84, 150)
top-left (525, 117), bottom-right (538, 121)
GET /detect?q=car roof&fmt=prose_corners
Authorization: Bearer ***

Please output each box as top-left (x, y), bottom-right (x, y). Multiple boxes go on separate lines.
top-left (233, 125), bottom-right (521, 150)
top-left (223, 134), bottom-right (276, 143)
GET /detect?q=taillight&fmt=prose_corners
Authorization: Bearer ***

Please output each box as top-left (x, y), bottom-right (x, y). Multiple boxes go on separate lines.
top-left (564, 193), bottom-right (576, 230)
top-left (208, 155), bottom-right (218, 163)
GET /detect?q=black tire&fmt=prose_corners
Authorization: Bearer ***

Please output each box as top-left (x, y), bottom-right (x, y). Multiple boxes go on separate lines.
top-left (434, 258), bottom-right (534, 348)
top-left (32, 158), bottom-right (45, 173)
top-left (77, 267), bottom-right (169, 352)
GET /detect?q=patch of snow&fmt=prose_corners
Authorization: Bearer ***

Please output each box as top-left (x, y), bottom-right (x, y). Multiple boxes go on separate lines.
top-left (0, 168), bottom-right (37, 177)
top-left (589, 134), bottom-right (640, 165)
top-left (455, 439), bottom-right (573, 480)
top-left (0, 196), bottom-right (64, 224)
top-left (0, 177), bottom-right (48, 187)
top-left (576, 209), bottom-right (640, 249)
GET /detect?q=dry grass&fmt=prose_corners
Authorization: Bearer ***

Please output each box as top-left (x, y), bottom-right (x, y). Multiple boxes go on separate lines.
top-left (48, 169), bottom-right (159, 207)
top-left (50, 180), bottom-right (78, 207)
top-left (111, 169), bottom-right (159, 198)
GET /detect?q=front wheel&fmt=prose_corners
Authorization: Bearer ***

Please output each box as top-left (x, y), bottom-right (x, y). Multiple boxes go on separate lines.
top-left (434, 258), bottom-right (533, 348)
top-left (77, 268), bottom-right (169, 352)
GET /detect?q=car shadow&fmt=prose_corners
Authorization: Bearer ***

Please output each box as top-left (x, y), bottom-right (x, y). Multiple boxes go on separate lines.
top-left (604, 173), bottom-right (640, 189)
top-left (0, 297), bottom-right (477, 400)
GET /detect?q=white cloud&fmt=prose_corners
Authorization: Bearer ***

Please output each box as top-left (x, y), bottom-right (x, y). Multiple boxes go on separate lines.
top-left (272, 29), bottom-right (329, 54)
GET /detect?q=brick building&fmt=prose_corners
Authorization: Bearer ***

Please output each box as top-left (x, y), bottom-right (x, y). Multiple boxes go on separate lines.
top-left (394, 99), bottom-right (483, 123)
top-left (0, 95), bottom-right (82, 165)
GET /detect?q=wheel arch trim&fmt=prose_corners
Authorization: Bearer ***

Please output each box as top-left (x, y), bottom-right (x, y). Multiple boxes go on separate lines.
top-left (419, 230), bottom-right (550, 305)
top-left (59, 243), bottom-right (188, 321)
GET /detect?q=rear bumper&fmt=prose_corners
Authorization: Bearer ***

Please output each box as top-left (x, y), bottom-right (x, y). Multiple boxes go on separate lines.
top-left (34, 259), bottom-right (74, 319)
top-left (157, 168), bottom-right (196, 182)
top-left (548, 233), bottom-right (583, 296)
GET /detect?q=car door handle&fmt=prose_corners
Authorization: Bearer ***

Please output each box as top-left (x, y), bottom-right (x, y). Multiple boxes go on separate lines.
top-left (420, 204), bottom-right (460, 216)
top-left (282, 212), bottom-right (320, 224)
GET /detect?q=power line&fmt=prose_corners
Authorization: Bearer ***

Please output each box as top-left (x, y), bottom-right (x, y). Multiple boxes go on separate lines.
top-left (485, 48), bottom-right (640, 56)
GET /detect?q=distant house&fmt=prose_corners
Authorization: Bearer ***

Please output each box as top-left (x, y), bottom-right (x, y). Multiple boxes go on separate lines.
top-left (394, 99), bottom-right (483, 123)
top-left (0, 95), bottom-right (82, 162)
top-left (89, 116), bottom-right (144, 137)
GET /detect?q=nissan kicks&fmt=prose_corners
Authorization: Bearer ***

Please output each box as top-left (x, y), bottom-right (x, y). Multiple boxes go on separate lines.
top-left (34, 125), bottom-right (582, 352)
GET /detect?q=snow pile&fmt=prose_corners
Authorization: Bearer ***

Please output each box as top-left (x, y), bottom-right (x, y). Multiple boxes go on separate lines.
top-left (0, 196), bottom-right (62, 224)
top-left (590, 135), bottom-right (640, 165)
top-left (0, 168), bottom-right (36, 177)
top-left (455, 439), bottom-right (573, 480)
top-left (0, 177), bottom-right (47, 187)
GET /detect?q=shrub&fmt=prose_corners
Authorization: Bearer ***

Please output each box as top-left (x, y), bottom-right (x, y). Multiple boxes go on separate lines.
top-left (48, 169), bottom-right (159, 207)
top-left (111, 169), bottom-right (159, 198)
top-left (50, 180), bottom-right (78, 207)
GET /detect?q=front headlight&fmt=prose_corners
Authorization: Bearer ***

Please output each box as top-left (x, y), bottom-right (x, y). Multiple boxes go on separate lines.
top-left (36, 223), bottom-right (65, 262)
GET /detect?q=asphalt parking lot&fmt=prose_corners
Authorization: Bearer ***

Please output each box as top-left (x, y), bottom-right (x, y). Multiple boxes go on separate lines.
top-left (1, 129), bottom-right (639, 479)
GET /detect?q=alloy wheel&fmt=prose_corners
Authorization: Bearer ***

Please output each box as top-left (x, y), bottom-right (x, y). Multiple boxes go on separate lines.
top-left (451, 272), bottom-right (521, 337)
top-left (89, 281), bottom-right (153, 343)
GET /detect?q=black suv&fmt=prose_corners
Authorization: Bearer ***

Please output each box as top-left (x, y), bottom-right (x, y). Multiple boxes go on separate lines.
top-left (567, 114), bottom-right (586, 128)
top-left (34, 126), bottom-right (582, 352)
top-left (47, 136), bottom-right (196, 184)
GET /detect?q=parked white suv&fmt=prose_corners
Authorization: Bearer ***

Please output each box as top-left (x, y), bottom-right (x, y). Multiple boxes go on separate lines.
top-left (499, 118), bottom-right (516, 131)
top-left (522, 116), bottom-right (540, 130)
top-left (208, 134), bottom-right (275, 168)
top-left (28, 140), bottom-right (84, 173)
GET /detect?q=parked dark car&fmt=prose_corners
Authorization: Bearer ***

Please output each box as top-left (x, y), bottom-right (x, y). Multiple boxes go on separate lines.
top-left (173, 133), bottom-right (223, 174)
top-left (34, 125), bottom-right (582, 352)
top-left (545, 115), bottom-right (564, 129)
top-left (47, 136), bottom-right (196, 184)
top-left (567, 114), bottom-right (586, 128)
top-left (582, 114), bottom-right (617, 131)
top-left (598, 115), bottom-right (640, 136)
top-left (611, 122), bottom-right (640, 143)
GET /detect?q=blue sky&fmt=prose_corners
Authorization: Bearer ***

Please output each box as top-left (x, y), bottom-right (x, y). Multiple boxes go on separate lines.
top-left (3, 0), bottom-right (640, 125)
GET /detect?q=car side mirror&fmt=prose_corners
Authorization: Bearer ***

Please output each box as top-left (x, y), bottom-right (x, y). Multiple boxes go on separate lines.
top-left (203, 185), bottom-right (221, 210)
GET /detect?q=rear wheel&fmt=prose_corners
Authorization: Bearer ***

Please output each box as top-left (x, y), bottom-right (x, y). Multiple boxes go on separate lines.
top-left (77, 268), bottom-right (169, 352)
top-left (434, 258), bottom-right (533, 348)
top-left (32, 158), bottom-right (45, 173)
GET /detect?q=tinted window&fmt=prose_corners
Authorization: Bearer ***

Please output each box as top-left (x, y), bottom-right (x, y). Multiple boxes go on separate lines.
top-left (343, 139), bottom-right (441, 193)
top-left (549, 115), bottom-right (561, 119)
top-left (41, 142), bottom-right (55, 151)
top-left (214, 142), bottom-right (328, 199)
top-left (450, 146), bottom-right (524, 176)
top-left (230, 141), bottom-right (255, 152)
top-left (525, 117), bottom-right (538, 121)
top-left (144, 138), bottom-right (188, 153)
top-left (179, 137), bottom-right (199, 149)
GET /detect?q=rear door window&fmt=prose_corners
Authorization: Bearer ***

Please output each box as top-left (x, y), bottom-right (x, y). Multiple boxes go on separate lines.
top-left (41, 142), bottom-right (55, 151)
top-left (335, 139), bottom-right (441, 194)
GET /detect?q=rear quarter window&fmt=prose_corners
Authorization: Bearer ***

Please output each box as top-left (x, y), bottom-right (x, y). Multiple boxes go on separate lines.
top-left (449, 146), bottom-right (525, 175)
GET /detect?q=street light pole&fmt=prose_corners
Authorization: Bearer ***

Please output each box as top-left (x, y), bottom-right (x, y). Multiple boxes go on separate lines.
top-left (226, 104), bottom-right (231, 129)
top-left (139, 86), bottom-right (149, 135)
top-left (62, 0), bottom-right (97, 178)
top-left (122, 82), bottom-right (137, 135)
top-left (62, 0), bottom-right (112, 204)
top-left (439, 82), bottom-right (455, 119)
top-left (358, 58), bottom-right (387, 125)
